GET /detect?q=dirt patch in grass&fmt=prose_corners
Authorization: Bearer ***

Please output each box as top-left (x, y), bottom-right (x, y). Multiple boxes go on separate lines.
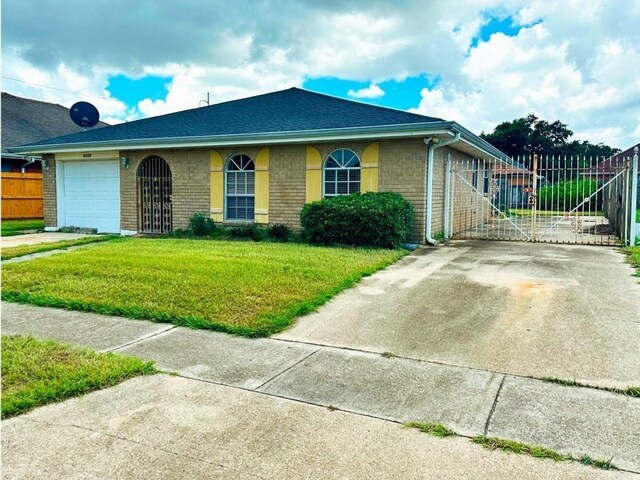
top-left (1, 235), bottom-right (120, 260)
top-left (1, 238), bottom-right (407, 337)
top-left (1, 335), bottom-right (155, 418)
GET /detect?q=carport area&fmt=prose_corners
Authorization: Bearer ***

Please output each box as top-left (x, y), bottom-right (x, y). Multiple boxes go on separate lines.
top-left (277, 241), bottom-right (640, 388)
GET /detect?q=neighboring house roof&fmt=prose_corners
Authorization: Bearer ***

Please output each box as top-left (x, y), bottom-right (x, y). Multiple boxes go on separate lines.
top-left (8, 87), bottom-right (510, 161)
top-left (582, 142), bottom-right (639, 177)
top-left (1, 92), bottom-right (109, 158)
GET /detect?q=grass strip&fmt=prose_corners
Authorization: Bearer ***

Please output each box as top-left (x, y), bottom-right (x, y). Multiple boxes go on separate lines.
top-left (1, 235), bottom-right (120, 260)
top-left (2, 238), bottom-right (407, 337)
top-left (472, 435), bottom-right (617, 470)
top-left (1, 219), bottom-right (45, 237)
top-left (623, 245), bottom-right (640, 278)
top-left (1, 335), bottom-right (155, 419)
top-left (404, 421), bottom-right (456, 438)
top-left (542, 376), bottom-right (640, 398)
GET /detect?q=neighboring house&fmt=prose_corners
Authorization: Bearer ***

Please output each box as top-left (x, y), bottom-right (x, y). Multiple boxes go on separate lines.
top-left (9, 87), bottom-right (509, 242)
top-left (583, 142), bottom-right (640, 207)
top-left (1, 92), bottom-right (109, 171)
top-left (492, 163), bottom-right (532, 209)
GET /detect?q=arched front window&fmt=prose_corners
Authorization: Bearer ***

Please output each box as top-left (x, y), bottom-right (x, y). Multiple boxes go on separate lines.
top-left (323, 148), bottom-right (361, 197)
top-left (226, 154), bottom-right (255, 220)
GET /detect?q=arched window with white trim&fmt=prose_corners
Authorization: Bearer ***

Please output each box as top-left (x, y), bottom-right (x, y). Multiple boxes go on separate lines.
top-left (323, 148), bottom-right (361, 197)
top-left (225, 154), bottom-right (255, 220)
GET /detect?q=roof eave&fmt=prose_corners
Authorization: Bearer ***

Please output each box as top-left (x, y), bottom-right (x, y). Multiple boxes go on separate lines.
top-left (8, 122), bottom-right (456, 154)
top-left (8, 119), bottom-right (512, 163)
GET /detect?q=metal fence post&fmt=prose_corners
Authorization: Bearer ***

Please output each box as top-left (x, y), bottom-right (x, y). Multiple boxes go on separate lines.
top-left (630, 146), bottom-right (638, 246)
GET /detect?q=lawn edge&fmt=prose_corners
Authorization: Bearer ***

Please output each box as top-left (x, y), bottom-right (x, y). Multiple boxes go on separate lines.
top-left (1, 248), bottom-right (407, 337)
top-left (1, 334), bottom-right (157, 419)
top-left (1, 235), bottom-right (122, 260)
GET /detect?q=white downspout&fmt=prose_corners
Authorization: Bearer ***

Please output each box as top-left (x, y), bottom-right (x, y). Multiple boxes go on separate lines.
top-left (424, 132), bottom-right (460, 245)
top-left (20, 156), bottom-right (41, 173)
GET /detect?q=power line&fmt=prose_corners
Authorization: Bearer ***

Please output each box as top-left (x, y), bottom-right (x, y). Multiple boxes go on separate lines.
top-left (1, 75), bottom-right (108, 100)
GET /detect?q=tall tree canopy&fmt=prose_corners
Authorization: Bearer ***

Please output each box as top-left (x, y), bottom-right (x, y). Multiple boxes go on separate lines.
top-left (480, 114), bottom-right (620, 158)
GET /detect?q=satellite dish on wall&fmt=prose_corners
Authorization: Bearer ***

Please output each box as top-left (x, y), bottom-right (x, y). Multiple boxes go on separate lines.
top-left (70, 101), bottom-right (100, 128)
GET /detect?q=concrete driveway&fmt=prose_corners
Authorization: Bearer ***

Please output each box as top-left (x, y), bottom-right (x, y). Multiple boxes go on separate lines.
top-left (1, 232), bottom-right (97, 247)
top-left (277, 241), bottom-right (640, 388)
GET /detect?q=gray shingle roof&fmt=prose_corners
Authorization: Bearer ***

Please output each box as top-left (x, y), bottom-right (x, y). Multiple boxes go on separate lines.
top-left (21, 87), bottom-right (443, 148)
top-left (1, 92), bottom-right (109, 153)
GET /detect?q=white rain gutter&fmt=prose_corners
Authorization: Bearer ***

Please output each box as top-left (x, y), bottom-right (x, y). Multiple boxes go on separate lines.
top-left (424, 132), bottom-right (460, 245)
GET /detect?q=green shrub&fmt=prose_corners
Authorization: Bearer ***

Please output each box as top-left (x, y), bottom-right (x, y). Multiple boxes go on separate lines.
top-left (267, 223), bottom-right (293, 242)
top-left (537, 179), bottom-right (600, 211)
top-left (228, 225), bottom-right (266, 242)
top-left (300, 192), bottom-right (414, 248)
top-left (189, 213), bottom-right (215, 236)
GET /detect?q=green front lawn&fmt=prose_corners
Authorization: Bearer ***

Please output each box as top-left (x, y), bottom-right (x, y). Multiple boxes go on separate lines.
top-left (1, 219), bottom-right (44, 237)
top-left (1, 335), bottom-right (155, 418)
top-left (1, 235), bottom-right (119, 260)
top-left (1, 238), bottom-right (406, 337)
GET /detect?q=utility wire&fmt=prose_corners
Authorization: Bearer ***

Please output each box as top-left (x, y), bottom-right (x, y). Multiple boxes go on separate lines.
top-left (1, 75), bottom-right (108, 100)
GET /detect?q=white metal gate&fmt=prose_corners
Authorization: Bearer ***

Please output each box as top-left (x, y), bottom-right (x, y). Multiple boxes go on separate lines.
top-left (447, 150), bottom-right (638, 246)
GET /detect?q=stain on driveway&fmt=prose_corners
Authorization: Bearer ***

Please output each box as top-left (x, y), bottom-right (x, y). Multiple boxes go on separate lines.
top-left (276, 241), bottom-right (640, 388)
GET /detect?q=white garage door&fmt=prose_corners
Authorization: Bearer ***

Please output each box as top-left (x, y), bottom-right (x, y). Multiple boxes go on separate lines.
top-left (60, 160), bottom-right (120, 233)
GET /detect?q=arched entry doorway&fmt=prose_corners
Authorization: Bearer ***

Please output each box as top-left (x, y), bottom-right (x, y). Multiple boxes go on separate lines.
top-left (137, 155), bottom-right (172, 233)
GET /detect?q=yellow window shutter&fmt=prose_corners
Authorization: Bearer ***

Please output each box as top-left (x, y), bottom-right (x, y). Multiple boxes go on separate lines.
top-left (361, 141), bottom-right (379, 192)
top-left (255, 148), bottom-right (269, 224)
top-left (306, 146), bottom-right (322, 202)
top-left (210, 150), bottom-right (224, 222)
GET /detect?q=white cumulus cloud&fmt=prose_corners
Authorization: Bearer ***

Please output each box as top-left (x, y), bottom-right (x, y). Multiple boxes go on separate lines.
top-left (348, 84), bottom-right (385, 99)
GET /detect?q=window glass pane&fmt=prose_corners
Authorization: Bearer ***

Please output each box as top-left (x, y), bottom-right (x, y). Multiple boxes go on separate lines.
top-left (325, 181), bottom-right (336, 195)
top-left (246, 171), bottom-right (255, 191)
top-left (326, 157), bottom-right (340, 168)
top-left (337, 182), bottom-right (349, 194)
top-left (325, 170), bottom-right (336, 182)
top-left (349, 169), bottom-right (361, 181)
top-left (348, 181), bottom-right (360, 194)
top-left (337, 170), bottom-right (348, 182)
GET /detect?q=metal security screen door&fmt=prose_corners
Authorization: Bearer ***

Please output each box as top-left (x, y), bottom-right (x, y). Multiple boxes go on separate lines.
top-left (447, 153), bottom-right (637, 245)
top-left (137, 155), bottom-right (172, 233)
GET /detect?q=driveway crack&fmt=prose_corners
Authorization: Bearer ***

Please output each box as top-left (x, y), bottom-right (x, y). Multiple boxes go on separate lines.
top-left (484, 374), bottom-right (506, 435)
top-left (254, 348), bottom-right (320, 391)
top-left (107, 325), bottom-right (178, 353)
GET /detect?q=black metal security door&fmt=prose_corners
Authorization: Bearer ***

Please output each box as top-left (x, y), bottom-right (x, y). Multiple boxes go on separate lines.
top-left (137, 155), bottom-right (172, 233)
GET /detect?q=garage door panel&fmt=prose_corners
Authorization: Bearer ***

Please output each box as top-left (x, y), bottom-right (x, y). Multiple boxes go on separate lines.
top-left (61, 161), bottom-right (120, 233)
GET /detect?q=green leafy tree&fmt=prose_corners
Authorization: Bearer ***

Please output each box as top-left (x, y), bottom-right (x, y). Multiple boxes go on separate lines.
top-left (480, 114), bottom-right (620, 159)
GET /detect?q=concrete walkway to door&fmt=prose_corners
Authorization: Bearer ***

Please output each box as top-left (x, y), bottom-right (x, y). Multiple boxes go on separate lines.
top-left (277, 240), bottom-right (640, 389)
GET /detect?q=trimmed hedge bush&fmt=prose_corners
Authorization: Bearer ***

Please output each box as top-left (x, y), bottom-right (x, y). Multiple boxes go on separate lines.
top-left (537, 179), bottom-right (601, 211)
top-left (300, 192), bottom-right (414, 248)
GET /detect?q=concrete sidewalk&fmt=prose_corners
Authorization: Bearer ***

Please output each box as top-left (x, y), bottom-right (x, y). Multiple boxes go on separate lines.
top-left (4, 375), bottom-right (632, 480)
top-left (3, 302), bottom-right (639, 474)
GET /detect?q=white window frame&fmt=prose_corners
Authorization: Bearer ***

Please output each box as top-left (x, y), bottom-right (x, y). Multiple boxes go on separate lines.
top-left (224, 153), bottom-right (255, 221)
top-left (322, 148), bottom-right (361, 198)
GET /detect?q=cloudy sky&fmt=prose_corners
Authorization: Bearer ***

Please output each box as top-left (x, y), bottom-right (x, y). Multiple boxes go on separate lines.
top-left (2, 0), bottom-right (639, 148)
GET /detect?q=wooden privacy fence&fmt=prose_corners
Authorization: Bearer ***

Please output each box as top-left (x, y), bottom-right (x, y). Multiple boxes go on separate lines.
top-left (1, 173), bottom-right (44, 219)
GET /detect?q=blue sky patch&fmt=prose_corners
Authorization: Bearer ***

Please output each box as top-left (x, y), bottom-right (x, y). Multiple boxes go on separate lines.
top-left (469, 10), bottom-right (536, 50)
top-left (107, 74), bottom-right (172, 108)
top-left (302, 75), bottom-right (439, 110)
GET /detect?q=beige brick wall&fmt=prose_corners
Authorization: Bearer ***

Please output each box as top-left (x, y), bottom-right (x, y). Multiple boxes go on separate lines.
top-left (379, 138), bottom-right (427, 242)
top-left (120, 149), bottom-right (209, 231)
top-left (42, 154), bottom-right (56, 228)
top-left (44, 140), bottom-right (488, 241)
top-left (269, 144), bottom-right (306, 228)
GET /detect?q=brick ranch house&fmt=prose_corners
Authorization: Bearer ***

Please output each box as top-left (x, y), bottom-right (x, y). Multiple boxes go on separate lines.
top-left (9, 88), bottom-right (509, 243)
